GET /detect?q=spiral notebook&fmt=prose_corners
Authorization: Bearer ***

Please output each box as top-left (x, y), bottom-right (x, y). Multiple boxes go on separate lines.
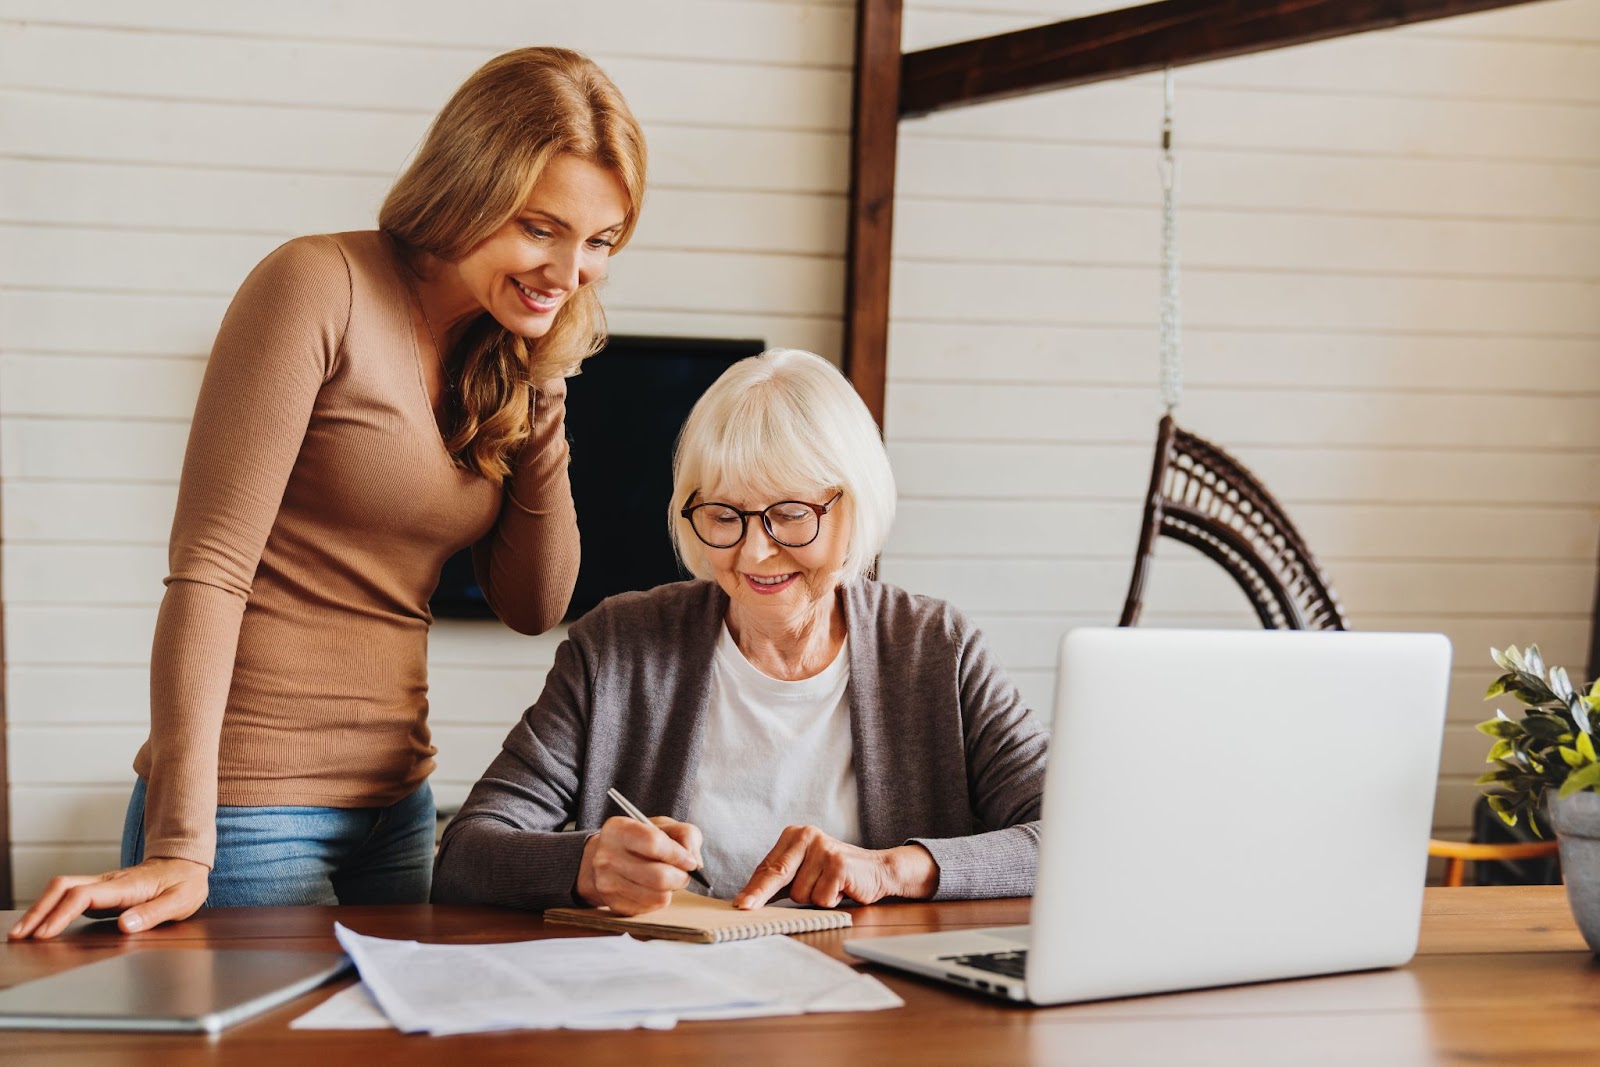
top-left (545, 890), bottom-right (851, 943)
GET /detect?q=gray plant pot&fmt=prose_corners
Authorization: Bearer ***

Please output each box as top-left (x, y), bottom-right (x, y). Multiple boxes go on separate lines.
top-left (1548, 788), bottom-right (1600, 954)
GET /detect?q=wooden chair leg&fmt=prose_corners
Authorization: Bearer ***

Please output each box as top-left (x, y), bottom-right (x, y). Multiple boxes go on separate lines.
top-left (1445, 857), bottom-right (1464, 888)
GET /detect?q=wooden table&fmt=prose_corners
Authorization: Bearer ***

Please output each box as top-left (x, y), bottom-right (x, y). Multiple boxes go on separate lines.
top-left (2, 886), bottom-right (1596, 1065)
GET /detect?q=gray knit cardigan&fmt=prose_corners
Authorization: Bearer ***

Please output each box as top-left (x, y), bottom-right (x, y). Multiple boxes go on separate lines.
top-left (432, 579), bottom-right (1048, 909)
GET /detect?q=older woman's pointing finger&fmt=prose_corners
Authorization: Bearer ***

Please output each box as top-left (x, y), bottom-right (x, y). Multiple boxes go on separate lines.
top-left (733, 825), bottom-right (938, 910)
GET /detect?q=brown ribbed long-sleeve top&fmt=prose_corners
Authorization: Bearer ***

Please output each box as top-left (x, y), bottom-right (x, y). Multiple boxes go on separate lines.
top-left (132, 231), bottom-right (580, 868)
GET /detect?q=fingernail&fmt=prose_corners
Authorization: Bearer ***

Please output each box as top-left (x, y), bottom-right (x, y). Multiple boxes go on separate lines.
top-left (8, 923), bottom-right (21, 938)
top-left (122, 913), bottom-right (144, 932)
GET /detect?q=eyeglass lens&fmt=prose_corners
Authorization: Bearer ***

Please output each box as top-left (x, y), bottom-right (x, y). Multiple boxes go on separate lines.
top-left (691, 502), bottom-right (820, 548)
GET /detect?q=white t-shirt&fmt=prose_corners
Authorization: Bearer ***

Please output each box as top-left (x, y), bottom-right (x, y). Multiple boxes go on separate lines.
top-left (687, 624), bottom-right (860, 899)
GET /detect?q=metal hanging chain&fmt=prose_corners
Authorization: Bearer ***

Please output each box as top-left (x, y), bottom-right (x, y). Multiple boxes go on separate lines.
top-left (1157, 67), bottom-right (1182, 414)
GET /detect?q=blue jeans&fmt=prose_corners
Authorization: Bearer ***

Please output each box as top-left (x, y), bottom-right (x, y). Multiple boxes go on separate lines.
top-left (120, 778), bottom-right (436, 907)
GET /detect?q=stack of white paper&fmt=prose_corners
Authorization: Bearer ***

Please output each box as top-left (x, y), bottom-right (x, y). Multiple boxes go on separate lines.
top-left (293, 923), bottom-right (901, 1034)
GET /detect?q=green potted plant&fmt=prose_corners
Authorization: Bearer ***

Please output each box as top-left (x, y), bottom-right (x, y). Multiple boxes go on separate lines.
top-left (1476, 644), bottom-right (1600, 950)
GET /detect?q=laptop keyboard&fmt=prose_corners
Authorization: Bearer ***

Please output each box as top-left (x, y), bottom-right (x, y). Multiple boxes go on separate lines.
top-left (940, 949), bottom-right (1027, 980)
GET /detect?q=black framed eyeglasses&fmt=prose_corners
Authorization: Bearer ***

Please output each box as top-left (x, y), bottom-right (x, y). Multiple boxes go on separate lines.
top-left (680, 490), bottom-right (843, 549)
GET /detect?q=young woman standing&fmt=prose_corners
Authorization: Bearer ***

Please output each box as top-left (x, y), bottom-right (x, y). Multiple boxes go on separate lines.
top-left (12, 47), bottom-right (646, 938)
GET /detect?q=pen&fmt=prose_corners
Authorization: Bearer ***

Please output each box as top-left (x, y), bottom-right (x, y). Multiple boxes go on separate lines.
top-left (606, 787), bottom-right (714, 893)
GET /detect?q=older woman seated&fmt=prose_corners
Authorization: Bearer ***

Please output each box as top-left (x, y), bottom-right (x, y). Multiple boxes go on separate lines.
top-left (433, 348), bottom-right (1047, 914)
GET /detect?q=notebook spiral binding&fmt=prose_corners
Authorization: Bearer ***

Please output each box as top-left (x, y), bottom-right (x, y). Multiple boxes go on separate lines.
top-left (706, 912), bottom-right (850, 942)
top-left (543, 894), bottom-right (853, 942)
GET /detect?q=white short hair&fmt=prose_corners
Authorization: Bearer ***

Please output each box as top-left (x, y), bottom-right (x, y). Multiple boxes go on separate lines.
top-left (669, 348), bottom-right (896, 583)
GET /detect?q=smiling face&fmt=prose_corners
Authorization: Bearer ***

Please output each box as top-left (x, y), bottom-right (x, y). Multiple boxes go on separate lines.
top-left (699, 485), bottom-right (850, 632)
top-left (454, 154), bottom-right (630, 339)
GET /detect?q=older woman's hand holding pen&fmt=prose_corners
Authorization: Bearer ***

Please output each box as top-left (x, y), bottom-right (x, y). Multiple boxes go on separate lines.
top-left (574, 789), bottom-right (709, 915)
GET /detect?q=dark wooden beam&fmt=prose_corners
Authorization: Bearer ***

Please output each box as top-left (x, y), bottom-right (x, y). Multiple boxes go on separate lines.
top-left (843, 0), bottom-right (903, 430)
top-left (901, 0), bottom-right (1548, 117)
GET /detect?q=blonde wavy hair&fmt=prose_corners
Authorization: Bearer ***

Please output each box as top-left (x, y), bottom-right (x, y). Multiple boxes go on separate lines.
top-left (380, 47), bottom-right (646, 484)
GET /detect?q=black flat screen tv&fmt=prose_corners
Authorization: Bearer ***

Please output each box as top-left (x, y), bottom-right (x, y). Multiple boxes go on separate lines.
top-left (429, 335), bottom-right (764, 623)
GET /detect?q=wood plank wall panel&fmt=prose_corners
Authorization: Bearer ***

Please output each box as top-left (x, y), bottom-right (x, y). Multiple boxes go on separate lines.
top-left (4, 0), bottom-right (1593, 893)
top-left (0, 1), bottom-right (856, 902)
top-left (880, 0), bottom-right (1600, 836)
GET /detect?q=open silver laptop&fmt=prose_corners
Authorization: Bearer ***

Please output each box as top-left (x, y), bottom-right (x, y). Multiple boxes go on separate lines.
top-left (845, 627), bottom-right (1451, 1005)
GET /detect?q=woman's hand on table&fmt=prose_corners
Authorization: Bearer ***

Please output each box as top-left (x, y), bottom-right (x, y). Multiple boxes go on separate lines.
top-left (576, 814), bottom-right (704, 915)
top-left (733, 826), bottom-right (938, 909)
top-left (8, 857), bottom-right (210, 940)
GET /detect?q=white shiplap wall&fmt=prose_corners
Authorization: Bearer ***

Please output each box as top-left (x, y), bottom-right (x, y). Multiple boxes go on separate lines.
top-left (879, 0), bottom-right (1600, 836)
top-left (0, 0), bottom-right (856, 901)
top-left (2, 0), bottom-right (1597, 903)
